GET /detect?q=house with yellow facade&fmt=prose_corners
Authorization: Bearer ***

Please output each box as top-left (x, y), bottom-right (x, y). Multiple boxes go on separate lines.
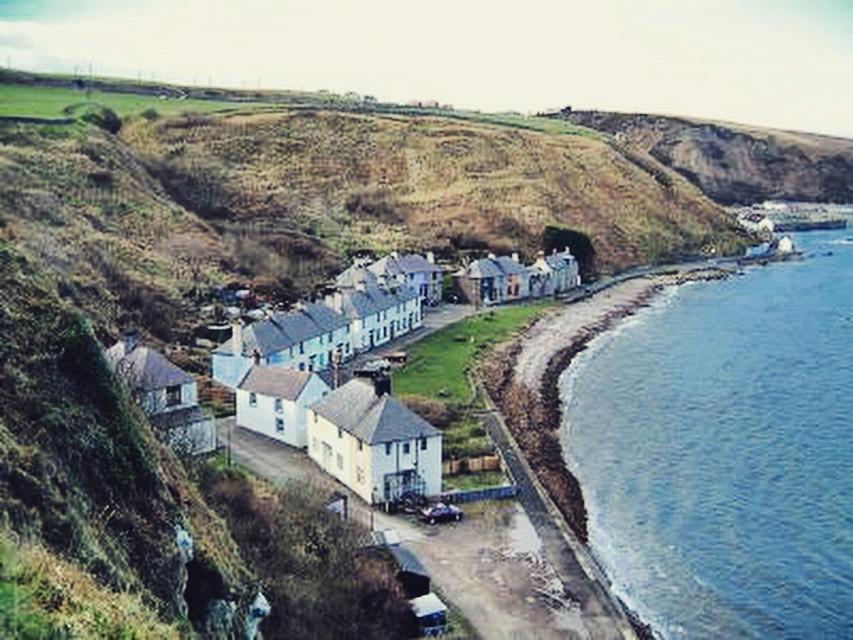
top-left (307, 377), bottom-right (443, 504)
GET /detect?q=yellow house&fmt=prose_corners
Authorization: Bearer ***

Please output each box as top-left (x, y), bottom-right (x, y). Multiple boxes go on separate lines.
top-left (307, 377), bottom-right (443, 505)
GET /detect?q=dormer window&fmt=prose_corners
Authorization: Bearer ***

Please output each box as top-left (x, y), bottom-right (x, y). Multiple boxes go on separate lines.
top-left (274, 398), bottom-right (283, 413)
top-left (249, 392), bottom-right (257, 407)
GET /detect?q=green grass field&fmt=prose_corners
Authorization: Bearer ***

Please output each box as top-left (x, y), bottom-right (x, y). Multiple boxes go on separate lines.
top-left (0, 83), bottom-right (255, 118)
top-left (393, 302), bottom-right (557, 404)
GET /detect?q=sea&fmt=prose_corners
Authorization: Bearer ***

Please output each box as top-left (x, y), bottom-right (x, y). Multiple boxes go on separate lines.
top-left (560, 228), bottom-right (853, 639)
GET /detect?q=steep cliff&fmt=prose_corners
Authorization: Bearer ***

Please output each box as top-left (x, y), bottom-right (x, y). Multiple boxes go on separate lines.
top-left (550, 110), bottom-right (853, 205)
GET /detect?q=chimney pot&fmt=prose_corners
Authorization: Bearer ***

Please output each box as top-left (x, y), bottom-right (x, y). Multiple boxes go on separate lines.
top-left (231, 321), bottom-right (243, 356)
top-left (487, 252), bottom-right (496, 260)
top-left (373, 375), bottom-right (391, 397)
top-left (426, 251), bottom-right (435, 264)
top-left (511, 252), bottom-right (519, 263)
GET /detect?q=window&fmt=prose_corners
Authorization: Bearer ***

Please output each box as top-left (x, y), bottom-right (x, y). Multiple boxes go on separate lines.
top-left (336, 453), bottom-right (344, 470)
top-left (299, 341), bottom-right (305, 354)
top-left (313, 411), bottom-right (318, 423)
top-left (312, 437), bottom-right (318, 451)
top-left (421, 437), bottom-right (427, 451)
top-left (299, 362), bottom-right (306, 371)
top-left (275, 417), bottom-right (284, 433)
top-left (274, 398), bottom-right (283, 413)
top-left (249, 392), bottom-right (257, 407)
top-left (356, 466), bottom-right (364, 484)
top-left (403, 443), bottom-right (410, 455)
top-left (385, 443), bottom-right (392, 456)
top-left (328, 332), bottom-right (333, 343)
top-left (166, 385), bottom-right (181, 407)
top-left (358, 440), bottom-right (363, 451)
top-left (338, 427), bottom-right (343, 439)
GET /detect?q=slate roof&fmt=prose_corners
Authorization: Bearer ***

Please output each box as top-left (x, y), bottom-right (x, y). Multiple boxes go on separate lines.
top-left (149, 405), bottom-right (210, 431)
top-left (309, 378), bottom-right (441, 445)
top-left (494, 256), bottom-right (528, 276)
top-left (336, 284), bottom-right (418, 321)
top-left (390, 545), bottom-right (429, 578)
top-left (369, 254), bottom-right (442, 278)
top-left (106, 343), bottom-right (194, 392)
top-left (237, 366), bottom-right (321, 400)
top-left (337, 264), bottom-right (379, 288)
top-left (214, 302), bottom-right (349, 357)
top-left (463, 257), bottom-right (504, 279)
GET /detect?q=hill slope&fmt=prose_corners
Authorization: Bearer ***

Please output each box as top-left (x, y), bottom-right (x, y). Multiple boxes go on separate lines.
top-left (548, 110), bottom-right (853, 205)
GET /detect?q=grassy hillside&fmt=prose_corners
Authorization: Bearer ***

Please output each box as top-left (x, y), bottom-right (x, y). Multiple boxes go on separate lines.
top-left (124, 108), bottom-right (746, 272)
top-left (550, 110), bottom-right (853, 204)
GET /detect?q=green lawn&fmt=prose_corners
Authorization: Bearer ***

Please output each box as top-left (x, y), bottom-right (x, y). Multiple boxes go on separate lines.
top-left (0, 83), bottom-right (256, 119)
top-left (393, 301), bottom-right (557, 404)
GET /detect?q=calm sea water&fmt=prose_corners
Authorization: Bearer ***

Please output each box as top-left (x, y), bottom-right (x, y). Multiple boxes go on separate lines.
top-left (561, 229), bottom-right (853, 639)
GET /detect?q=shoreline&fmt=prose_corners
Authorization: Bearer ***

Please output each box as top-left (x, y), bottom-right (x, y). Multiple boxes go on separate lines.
top-left (480, 266), bottom-right (734, 639)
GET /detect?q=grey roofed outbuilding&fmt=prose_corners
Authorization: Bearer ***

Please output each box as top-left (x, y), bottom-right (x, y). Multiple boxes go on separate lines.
top-left (309, 378), bottom-right (441, 445)
top-left (106, 343), bottom-right (194, 392)
top-left (337, 264), bottom-right (380, 288)
top-left (389, 545), bottom-right (429, 578)
top-left (237, 365), bottom-right (318, 400)
top-left (149, 405), bottom-right (209, 431)
top-left (214, 302), bottom-right (349, 357)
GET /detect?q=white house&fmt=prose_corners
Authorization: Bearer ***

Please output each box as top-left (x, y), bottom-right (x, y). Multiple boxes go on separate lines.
top-left (106, 333), bottom-right (216, 456)
top-left (324, 283), bottom-right (422, 354)
top-left (212, 302), bottom-right (352, 389)
top-left (530, 248), bottom-right (581, 297)
top-left (367, 252), bottom-right (445, 306)
top-left (307, 377), bottom-right (443, 505)
top-left (236, 366), bottom-right (330, 448)
top-left (738, 212), bottom-right (775, 235)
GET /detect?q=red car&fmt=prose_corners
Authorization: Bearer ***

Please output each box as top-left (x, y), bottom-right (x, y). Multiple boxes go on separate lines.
top-left (420, 503), bottom-right (463, 524)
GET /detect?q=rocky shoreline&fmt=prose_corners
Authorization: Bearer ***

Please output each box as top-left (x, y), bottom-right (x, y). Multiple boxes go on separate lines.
top-left (480, 267), bottom-right (734, 638)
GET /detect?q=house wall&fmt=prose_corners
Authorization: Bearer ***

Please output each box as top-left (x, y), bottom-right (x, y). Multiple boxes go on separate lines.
top-left (140, 381), bottom-right (198, 415)
top-left (370, 435), bottom-right (442, 502)
top-left (349, 298), bottom-right (422, 354)
top-left (307, 411), bottom-right (374, 503)
top-left (306, 411), bottom-right (442, 504)
top-left (236, 376), bottom-right (330, 448)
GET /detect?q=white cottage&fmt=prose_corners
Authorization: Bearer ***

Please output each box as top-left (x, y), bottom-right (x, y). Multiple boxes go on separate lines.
top-left (236, 366), bottom-right (330, 448)
top-left (324, 283), bottom-right (422, 354)
top-left (307, 377), bottom-right (442, 505)
top-left (106, 334), bottom-right (216, 455)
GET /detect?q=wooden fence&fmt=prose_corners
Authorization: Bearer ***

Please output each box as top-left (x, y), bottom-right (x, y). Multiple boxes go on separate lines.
top-left (442, 454), bottom-right (501, 476)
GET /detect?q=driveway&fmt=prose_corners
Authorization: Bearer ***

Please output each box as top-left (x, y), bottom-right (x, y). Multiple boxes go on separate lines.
top-left (217, 421), bottom-right (591, 639)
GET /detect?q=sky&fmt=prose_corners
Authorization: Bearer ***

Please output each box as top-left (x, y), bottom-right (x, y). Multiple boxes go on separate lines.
top-left (1, 0), bottom-right (851, 137)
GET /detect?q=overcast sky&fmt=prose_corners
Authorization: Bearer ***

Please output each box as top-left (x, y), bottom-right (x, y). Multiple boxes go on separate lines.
top-left (1, 0), bottom-right (851, 137)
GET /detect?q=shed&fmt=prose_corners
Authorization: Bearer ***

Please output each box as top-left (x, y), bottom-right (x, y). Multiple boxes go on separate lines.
top-left (390, 545), bottom-right (430, 598)
top-left (409, 593), bottom-right (447, 636)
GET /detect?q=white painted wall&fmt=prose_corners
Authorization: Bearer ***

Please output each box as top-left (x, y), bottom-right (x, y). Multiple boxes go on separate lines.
top-left (140, 381), bottom-right (197, 415)
top-left (370, 435), bottom-right (442, 502)
top-left (237, 375), bottom-right (330, 448)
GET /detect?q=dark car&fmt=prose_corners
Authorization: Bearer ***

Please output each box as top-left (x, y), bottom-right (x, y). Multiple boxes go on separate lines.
top-left (398, 491), bottom-right (429, 514)
top-left (420, 503), bottom-right (463, 524)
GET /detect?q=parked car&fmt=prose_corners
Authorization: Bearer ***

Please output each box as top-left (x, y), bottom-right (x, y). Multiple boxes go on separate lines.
top-left (420, 503), bottom-right (463, 525)
top-left (354, 358), bottom-right (392, 379)
top-left (398, 491), bottom-right (428, 514)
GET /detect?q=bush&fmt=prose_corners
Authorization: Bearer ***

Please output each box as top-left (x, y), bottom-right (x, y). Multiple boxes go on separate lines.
top-left (401, 395), bottom-right (459, 429)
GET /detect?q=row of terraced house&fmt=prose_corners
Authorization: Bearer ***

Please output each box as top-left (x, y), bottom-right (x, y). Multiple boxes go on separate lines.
top-left (452, 248), bottom-right (581, 307)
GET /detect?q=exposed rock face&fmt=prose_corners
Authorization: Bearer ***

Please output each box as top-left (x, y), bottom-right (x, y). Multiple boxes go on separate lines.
top-left (549, 110), bottom-right (853, 205)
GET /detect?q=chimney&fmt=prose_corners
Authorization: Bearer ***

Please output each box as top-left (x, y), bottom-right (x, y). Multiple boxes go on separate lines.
top-left (564, 246), bottom-right (571, 255)
top-left (121, 329), bottom-right (139, 354)
top-left (487, 252), bottom-right (496, 260)
top-left (231, 321), bottom-right (243, 356)
top-left (373, 375), bottom-right (391, 397)
top-left (426, 251), bottom-right (435, 264)
top-left (537, 250), bottom-right (545, 259)
top-left (511, 252), bottom-right (519, 263)
top-left (390, 251), bottom-right (399, 260)
top-left (325, 290), bottom-right (343, 313)
top-left (252, 349), bottom-right (261, 366)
